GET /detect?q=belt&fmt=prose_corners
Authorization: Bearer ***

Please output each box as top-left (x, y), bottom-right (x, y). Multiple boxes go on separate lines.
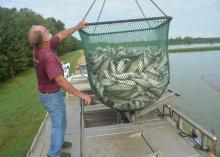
top-left (40, 90), bottom-right (60, 94)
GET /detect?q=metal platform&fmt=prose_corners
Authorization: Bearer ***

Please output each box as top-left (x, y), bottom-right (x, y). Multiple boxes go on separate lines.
top-left (80, 95), bottom-right (208, 157)
top-left (26, 81), bottom-right (217, 157)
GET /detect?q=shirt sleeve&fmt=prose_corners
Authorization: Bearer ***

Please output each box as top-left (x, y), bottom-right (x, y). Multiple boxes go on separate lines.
top-left (44, 54), bottom-right (63, 80)
top-left (50, 35), bottom-right (60, 49)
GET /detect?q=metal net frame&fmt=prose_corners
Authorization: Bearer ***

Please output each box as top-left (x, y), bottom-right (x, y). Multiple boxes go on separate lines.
top-left (79, 1), bottom-right (172, 112)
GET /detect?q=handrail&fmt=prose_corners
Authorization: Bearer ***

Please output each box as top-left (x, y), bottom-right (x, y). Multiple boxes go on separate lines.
top-left (25, 113), bottom-right (49, 157)
top-left (80, 98), bottom-right (85, 157)
top-left (162, 105), bottom-right (218, 154)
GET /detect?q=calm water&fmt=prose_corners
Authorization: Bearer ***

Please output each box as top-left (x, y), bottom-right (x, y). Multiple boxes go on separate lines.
top-left (168, 50), bottom-right (220, 150)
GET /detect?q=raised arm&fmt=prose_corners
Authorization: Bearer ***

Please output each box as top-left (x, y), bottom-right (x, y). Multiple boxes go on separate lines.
top-left (56, 21), bottom-right (87, 42)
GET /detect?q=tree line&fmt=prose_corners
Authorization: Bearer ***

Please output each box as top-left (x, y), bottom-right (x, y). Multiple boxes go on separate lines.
top-left (169, 36), bottom-right (220, 45)
top-left (0, 7), bottom-right (82, 81)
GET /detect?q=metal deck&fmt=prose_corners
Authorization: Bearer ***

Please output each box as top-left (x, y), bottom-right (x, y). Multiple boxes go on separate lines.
top-left (27, 81), bottom-right (214, 157)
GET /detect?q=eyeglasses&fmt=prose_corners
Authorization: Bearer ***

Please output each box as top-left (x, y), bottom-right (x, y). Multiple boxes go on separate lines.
top-left (42, 29), bottom-right (49, 38)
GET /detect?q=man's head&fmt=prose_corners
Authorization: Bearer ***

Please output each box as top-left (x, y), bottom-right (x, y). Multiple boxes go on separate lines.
top-left (28, 25), bottom-right (52, 48)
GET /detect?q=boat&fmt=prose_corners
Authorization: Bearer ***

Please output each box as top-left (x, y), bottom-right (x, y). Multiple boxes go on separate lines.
top-left (26, 64), bottom-right (218, 157)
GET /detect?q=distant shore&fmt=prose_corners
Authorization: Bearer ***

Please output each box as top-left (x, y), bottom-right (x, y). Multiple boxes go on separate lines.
top-left (168, 46), bottom-right (220, 53)
top-left (167, 37), bottom-right (220, 52)
top-left (168, 37), bottom-right (220, 45)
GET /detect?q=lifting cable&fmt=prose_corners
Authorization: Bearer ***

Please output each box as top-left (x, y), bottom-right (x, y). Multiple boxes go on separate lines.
top-left (82, 0), bottom-right (168, 22)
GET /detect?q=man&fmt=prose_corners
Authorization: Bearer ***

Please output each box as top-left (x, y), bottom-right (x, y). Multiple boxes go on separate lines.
top-left (28, 21), bottom-right (92, 157)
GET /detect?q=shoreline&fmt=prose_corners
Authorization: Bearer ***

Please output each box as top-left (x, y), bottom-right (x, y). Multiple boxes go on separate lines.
top-left (168, 46), bottom-right (220, 53)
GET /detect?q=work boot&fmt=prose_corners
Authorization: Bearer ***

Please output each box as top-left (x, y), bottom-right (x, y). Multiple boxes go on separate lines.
top-left (61, 152), bottom-right (71, 157)
top-left (47, 152), bottom-right (71, 157)
top-left (62, 141), bottom-right (72, 148)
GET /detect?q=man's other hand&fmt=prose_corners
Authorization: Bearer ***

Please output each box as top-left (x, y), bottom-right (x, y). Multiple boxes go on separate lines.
top-left (77, 21), bottom-right (87, 30)
top-left (79, 93), bottom-right (92, 105)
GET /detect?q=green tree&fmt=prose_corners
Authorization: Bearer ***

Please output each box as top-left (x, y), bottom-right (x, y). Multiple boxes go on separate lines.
top-left (0, 7), bottom-right (82, 81)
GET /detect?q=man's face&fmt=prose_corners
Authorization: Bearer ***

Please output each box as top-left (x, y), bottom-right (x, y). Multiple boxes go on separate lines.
top-left (42, 28), bottom-right (52, 42)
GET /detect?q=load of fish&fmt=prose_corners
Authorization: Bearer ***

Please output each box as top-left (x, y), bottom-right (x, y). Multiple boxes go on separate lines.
top-left (88, 46), bottom-right (170, 111)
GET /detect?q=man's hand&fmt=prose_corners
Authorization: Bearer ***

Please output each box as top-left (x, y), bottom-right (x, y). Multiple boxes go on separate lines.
top-left (76, 21), bottom-right (87, 30)
top-left (79, 93), bottom-right (92, 105)
top-left (56, 21), bottom-right (87, 42)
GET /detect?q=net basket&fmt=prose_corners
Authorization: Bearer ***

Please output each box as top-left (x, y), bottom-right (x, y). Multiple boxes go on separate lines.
top-left (79, 16), bottom-right (172, 111)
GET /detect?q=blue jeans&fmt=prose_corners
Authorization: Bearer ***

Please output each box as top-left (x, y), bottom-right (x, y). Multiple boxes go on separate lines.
top-left (39, 91), bottom-right (67, 157)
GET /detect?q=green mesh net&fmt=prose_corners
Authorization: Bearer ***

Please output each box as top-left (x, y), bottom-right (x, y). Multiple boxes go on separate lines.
top-left (79, 17), bottom-right (172, 112)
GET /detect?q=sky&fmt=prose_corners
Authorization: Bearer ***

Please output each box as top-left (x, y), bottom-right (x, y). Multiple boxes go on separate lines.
top-left (0, 0), bottom-right (220, 39)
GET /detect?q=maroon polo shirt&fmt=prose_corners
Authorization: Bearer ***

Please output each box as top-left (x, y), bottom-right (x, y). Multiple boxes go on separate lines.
top-left (33, 36), bottom-right (64, 93)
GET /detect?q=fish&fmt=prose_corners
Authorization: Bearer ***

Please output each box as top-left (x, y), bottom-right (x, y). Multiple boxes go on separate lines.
top-left (107, 95), bottom-right (132, 104)
top-left (126, 56), bottom-right (141, 73)
top-left (116, 103), bottom-right (124, 110)
top-left (137, 55), bottom-right (144, 72)
top-left (98, 56), bottom-right (111, 80)
top-left (133, 100), bottom-right (144, 109)
top-left (112, 47), bottom-right (118, 56)
top-left (101, 78), bottom-right (114, 86)
top-left (148, 77), bottom-right (161, 86)
top-left (89, 46), bottom-right (169, 111)
top-left (116, 80), bottom-right (136, 86)
top-left (143, 52), bottom-right (151, 66)
top-left (134, 95), bottom-right (154, 102)
top-left (128, 103), bottom-right (136, 110)
top-left (105, 83), bottom-right (134, 92)
top-left (99, 85), bottom-right (104, 97)
top-left (149, 87), bottom-right (164, 97)
top-left (117, 58), bottom-right (130, 73)
top-left (117, 59), bottom-right (126, 73)
top-left (123, 103), bottom-right (130, 111)
top-left (113, 103), bottom-right (119, 109)
top-left (114, 90), bottom-right (137, 98)
top-left (103, 70), bottom-right (116, 82)
top-left (140, 72), bottom-right (160, 81)
top-left (145, 90), bottom-right (157, 98)
top-left (110, 61), bottom-right (116, 73)
top-left (95, 81), bottom-right (105, 97)
top-left (112, 72), bottom-right (137, 80)
top-left (154, 79), bottom-right (169, 89)
top-left (132, 78), bottom-right (152, 89)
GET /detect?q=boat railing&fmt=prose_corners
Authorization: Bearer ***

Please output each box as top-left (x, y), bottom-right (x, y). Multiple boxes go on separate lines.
top-left (162, 105), bottom-right (218, 155)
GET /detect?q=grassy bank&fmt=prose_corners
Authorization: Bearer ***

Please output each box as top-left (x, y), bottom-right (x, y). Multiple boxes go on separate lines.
top-left (168, 46), bottom-right (220, 53)
top-left (0, 50), bottom-right (82, 157)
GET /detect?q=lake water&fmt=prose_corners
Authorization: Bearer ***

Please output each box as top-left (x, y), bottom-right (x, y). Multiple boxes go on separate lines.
top-left (168, 50), bottom-right (220, 151)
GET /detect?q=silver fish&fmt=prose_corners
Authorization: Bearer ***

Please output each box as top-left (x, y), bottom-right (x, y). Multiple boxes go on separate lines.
top-left (107, 95), bottom-right (132, 104)
top-left (104, 70), bottom-right (116, 82)
top-left (117, 80), bottom-right (136, 86)
top-left (101, 78), bottom-right (114, 86)
top-left (133, 100), bottom-right (142, 109)
top-left (133, 78), bottom-right (151, 89)
top-left (98, 56), bottom-right (111, 80)
top-left (134, 95), bottom-right (153, 102)
top-left (137, 55), bottom-right (144, 72)
top-left (128, 103), bottom-right (135, 110)
top-left (112, 72), bottom-right (136, 80)
top-left (91, 46), bottom-right (169, 111)
top-left (105, 83), bottom-right (134, 92)
top-left (126, 56), bottom-right (141, 73)
top-left (110, 61), bottom-right (116, 73)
